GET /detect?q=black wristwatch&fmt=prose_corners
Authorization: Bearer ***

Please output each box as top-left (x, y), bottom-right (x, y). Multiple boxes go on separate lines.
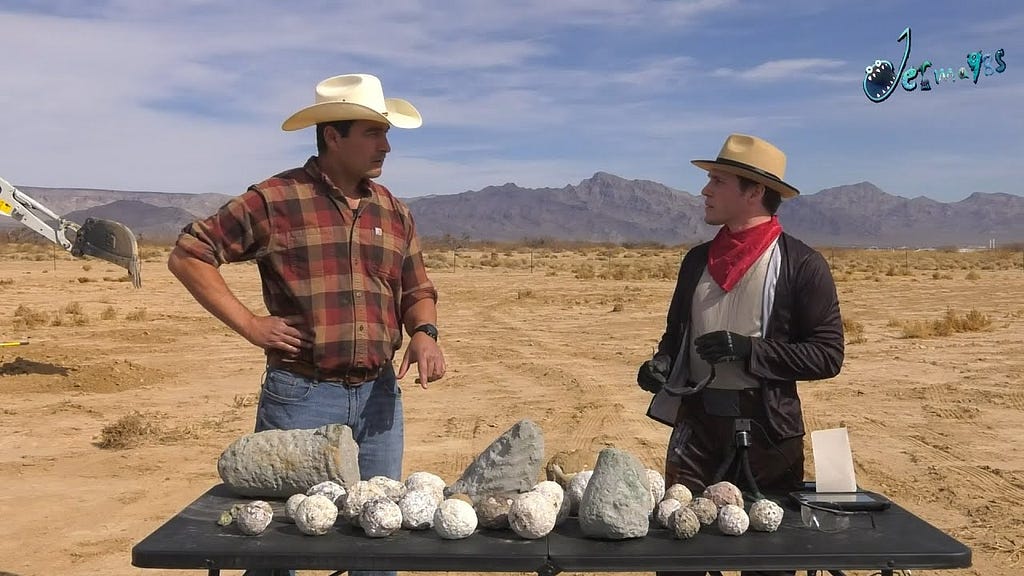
top-left (412, 323), bottom-right (439, 341)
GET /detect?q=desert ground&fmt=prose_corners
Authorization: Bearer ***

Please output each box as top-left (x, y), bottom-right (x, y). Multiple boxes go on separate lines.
top-left (0, 241), bottom-right (1022, 576)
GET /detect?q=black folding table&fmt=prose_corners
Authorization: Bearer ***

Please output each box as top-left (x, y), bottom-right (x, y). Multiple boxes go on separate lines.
top-left (132, 484), bottom-right (971, 575)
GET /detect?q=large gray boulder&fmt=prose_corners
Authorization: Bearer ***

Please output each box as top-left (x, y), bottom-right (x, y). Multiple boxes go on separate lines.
top-left (577, 448), bottom-right (651, 539)
top-left (218, 424), bottom-right (361, 497)
top-left (445, 419), bottom-right (544, 501)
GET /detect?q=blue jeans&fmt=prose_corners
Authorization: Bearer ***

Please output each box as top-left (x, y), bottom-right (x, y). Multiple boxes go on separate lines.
top-left (244, 364), bottom-right (404, 576)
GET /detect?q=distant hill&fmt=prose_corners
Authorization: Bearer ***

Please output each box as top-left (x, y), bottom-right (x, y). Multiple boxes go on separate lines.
top-left (3, 176), bottom-right (1022, 247)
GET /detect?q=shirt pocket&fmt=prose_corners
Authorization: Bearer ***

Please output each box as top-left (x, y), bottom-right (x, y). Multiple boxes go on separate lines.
top-left (360, 224), bottom-right (404, 282)
top-left (281, 227), bottom-right (326, 279)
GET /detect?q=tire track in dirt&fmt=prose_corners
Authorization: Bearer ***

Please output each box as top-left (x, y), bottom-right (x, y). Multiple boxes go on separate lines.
top-left (922, 381), bottom-right (980, 421)
top-left (907, 433), bottom-right (1024, 502)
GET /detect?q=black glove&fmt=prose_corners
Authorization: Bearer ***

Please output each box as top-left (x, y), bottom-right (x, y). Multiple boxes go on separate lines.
top-left (694, 331), bottom-right (752, 364)
top-left (637, 354), bottom-right (671, 394)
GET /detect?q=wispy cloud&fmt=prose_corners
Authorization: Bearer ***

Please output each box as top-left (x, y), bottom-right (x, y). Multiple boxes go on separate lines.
top-left (712, 59), bottom-right (849, 82)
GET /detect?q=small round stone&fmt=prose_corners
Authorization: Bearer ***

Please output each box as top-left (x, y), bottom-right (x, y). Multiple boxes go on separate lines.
top-left (433, 498), bottom-right (478, 539)
top-left (399, 489), bottom-right (439, 530)
top-left (670, 507), bottom-right (701, 539)
top-left (341, 481), bottom-right (388, 525)
top-left (532, 481), bottom-right (569, 525)
top-left (718, 504), bottom-right (749, 536)
top-left (369, 475), bottom-right (407, 502)
top-left (307, 481), bottom-right (346, 505)
top-left (294, 494), bottom-right (338, 536)
top-left (646, 469), bottom-right (666, 510)
top-left (749, 499), bottom-right (784, 532)
top-left (236, 501), bottom-right (274, 535)
top-left (360, 498), bottom-right (403, 537)
top-left (406, 471), bottom-right (446, 500)
top-left (688, 497), bottom-right (718, 525)
top-left (475, 493), bottom-right (515, 530)
top-left (566, 470), bottom-right (593, 515)
top-left (508, 491), bottom-right (558, 539)
top-left (703, 481), bottom-right (744, 509)
top-left (285, 493), bottom-right (308, 523)
top-left (655, 498), bottom-right (682, 528)
top-left (665, 483), bottom-right (693, 505)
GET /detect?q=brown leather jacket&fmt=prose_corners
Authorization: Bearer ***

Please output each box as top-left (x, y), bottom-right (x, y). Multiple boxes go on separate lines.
top-left (646, 233), bottom-right (844, 440)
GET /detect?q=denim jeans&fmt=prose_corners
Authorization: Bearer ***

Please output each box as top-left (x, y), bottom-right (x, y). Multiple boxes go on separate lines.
top-left (243, 364), bottom-right (404, 576)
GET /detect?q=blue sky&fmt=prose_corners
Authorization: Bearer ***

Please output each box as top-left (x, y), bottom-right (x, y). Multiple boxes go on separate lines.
top-left (1, 0), bottom-right (1021, 202)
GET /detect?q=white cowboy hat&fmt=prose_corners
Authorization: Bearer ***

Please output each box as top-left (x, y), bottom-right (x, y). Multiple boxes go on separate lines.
top-left (282, 73), bottom-right (422, 131)
top-left (691, 133), bottom-right (800, 198)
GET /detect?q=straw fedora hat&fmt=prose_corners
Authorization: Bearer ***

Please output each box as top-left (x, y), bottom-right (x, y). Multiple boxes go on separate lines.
top-left (282, 73), bottom-right (422, 131)
top-left (691, 133), bottom-right (800, 198)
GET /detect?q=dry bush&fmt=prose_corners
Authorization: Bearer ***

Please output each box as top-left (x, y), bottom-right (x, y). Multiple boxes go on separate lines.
top-left (516, 289), bottom-right (534, 299)
top-left (232, 393), bottom-right (260, 408)
top-left (13, 304), bottom-right (48, 329)
top-left (100, 306), bottom-right (117, 320)
top-left (76, 276), bottom-right (95, 283)
top-left (125, 307), bottom-right (148, 321)
top-left (843, 317), bottom-right (866, 344)
top-left (574, 263), bottom-right (596, 280)
top-left (103, 275), bottom-right (132, 283)
top-left (62, 302), bottom-right (83, 315)
top-left (900, 309), bottom-right (992, 339)
top-left (0, 278), bottom-right (13, 285)
top-left (965, 270), bottom-right (981, 280)
top-left (611, 302), bottom-right (625, 312)
top-left (932, 271), bottom-right (954, 280)
top-left (96, 411), bottom-right (164, 449)
top-left (82, 264), bottom-right (92, 272)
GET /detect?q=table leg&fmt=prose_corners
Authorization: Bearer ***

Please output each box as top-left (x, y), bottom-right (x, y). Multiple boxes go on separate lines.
top-left (206, 570), bottom-right (219, 576)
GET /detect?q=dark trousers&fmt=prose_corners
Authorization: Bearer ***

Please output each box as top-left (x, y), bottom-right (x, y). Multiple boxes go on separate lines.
top-left (659, 388), bottom-right (805, 576)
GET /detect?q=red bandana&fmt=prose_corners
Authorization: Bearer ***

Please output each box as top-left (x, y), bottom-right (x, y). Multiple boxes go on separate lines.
top-left (707, 217), bottom-right (783, 292)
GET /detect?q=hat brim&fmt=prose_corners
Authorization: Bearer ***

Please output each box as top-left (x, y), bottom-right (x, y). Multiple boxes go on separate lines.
top-left (282, 98), bottom-right (422, 131)
top-left (692, 159), bottom-right (800, 199)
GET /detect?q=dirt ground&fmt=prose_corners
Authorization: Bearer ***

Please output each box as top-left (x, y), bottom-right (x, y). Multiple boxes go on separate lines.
top-left (0, 244), bottom-right (1021, 576)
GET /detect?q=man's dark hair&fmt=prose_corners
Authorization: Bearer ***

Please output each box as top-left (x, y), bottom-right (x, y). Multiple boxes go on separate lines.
top-left (316, 120), bottom-right (355, 154)
top-left (739, 175), bottom-right (782, 215)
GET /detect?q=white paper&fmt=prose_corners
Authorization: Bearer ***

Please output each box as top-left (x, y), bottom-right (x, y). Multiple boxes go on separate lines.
top-left (811, 427), bottom-right (858, 493)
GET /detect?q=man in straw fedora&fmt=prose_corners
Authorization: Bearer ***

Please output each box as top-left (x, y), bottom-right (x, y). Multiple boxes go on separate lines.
top-left (169, 74), bottom-right (444, 575)
top-left (638, 134), bottom-right (844, 576)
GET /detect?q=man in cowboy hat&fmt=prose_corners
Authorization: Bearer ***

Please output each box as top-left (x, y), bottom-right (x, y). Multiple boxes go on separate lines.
top-left (638, 134), bottom-right (844, 576)
top-left (168, 73), bottom-right (444, 576)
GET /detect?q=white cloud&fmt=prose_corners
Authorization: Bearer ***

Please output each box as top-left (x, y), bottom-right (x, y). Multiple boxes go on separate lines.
top-left (712, 58), bottom-right (848, 82)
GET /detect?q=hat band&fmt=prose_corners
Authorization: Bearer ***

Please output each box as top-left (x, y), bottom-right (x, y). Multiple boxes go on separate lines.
top-left (713, 157), bottom-right (784, 183)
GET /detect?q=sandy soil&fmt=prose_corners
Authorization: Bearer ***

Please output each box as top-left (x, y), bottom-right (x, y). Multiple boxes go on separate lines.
top-left (0, 245), bottom-right (1021, 576)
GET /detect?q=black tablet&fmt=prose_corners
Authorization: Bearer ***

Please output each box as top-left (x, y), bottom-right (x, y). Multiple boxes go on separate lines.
top-left (789, 490), bottom-right (892, 512)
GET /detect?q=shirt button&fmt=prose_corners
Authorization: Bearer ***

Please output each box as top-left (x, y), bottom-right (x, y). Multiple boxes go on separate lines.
top-left (358, 325), bottom-right (365, 332)
top-left (355, 291), bottom-right (362, 299)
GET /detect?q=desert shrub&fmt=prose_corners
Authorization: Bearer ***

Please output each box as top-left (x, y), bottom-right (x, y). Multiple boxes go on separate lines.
top-left (62, 302), bottom-right (83, 315)
top-left (900, 309), bottom-right (992, 338)
top-left (574, 263), bottom-right (596, 280)
top-left (76, 277), bottom-right (95, 283)
top-left (965, 270), bottom-right (981, 280)
top-left (96, 411), bottom-right (163, 449)
top-left (843, 317), bottom-right (866, 344)
top-left (13, 304), bottom-right (48, 329)
top-left (100, 306), bottom-right (117, 320)
top-left (125, 308), bottom-right (148, 321)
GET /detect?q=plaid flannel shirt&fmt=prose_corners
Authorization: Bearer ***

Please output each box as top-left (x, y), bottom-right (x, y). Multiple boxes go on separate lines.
top-left (175, 157), bottom-right (438, 373)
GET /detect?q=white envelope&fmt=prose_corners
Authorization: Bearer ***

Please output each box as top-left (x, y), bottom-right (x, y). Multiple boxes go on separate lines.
top-left (811, 427), bottom-right (858, 493)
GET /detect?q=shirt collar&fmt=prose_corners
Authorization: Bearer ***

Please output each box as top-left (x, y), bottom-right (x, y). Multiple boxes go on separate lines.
top-left (303, 156), bottom-right (374, 199)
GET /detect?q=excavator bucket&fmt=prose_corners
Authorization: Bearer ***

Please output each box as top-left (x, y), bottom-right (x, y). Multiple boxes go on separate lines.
top-left (71, 218), bottom-right (142, 288)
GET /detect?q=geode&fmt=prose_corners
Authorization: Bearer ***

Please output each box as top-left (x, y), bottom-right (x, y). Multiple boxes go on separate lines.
top-left (688, 497), bottom-right (718, 526)
top-left (217, 424), bottom-right (360, 498)
top-left (360, 498), bottom-right (403, 537)
top-left (749, 499), bottom-right (784, 532)
top-left (399, 489), bottom-right (439, 530)
top-left (433, 499), bottom-right (478, 539)
top-left (508, 490), bottom-right (558, 539)
top-left (294, 494), bottom-right (338, 536)
top-left (235, 500), bottom-right (274, 535)
top-left (703, 481), bottom-right (743, 509)
top-left (718, 504), bottom-right (749, 536)
top-left (670, 507), bottom-right (701, 539)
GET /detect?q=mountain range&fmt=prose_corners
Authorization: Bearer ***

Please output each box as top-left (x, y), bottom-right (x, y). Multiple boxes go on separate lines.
top-left (4, 174), bottom-right (1022, 247)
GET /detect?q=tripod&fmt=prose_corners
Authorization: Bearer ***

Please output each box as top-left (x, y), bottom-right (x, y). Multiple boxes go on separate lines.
top-left (710, 418), bottom-right (764, 501)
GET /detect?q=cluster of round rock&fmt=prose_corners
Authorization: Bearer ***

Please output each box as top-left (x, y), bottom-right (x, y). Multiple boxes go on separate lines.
top-left (222, 472), bottom-right (576, 540)
top-left (652, 480), bottom-right (785, 538)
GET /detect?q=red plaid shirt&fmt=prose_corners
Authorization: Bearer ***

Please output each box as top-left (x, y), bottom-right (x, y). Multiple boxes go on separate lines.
top-left (176, 157), bottom-right (438, 373)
